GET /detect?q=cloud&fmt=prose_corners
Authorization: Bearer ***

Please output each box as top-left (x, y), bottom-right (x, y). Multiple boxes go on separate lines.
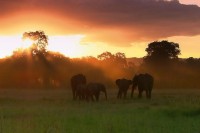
top-left (1, 0), bottom-right (200, 46)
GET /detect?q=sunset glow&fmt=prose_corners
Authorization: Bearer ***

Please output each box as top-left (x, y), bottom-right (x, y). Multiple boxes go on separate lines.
top-left (48, 35), bottom-right (86, 58)
top-left (21, 38), bottom-right (35, 49)
top-left (0, 35), bottom-right (88, 58)
top-left (0, 0), bottom-right (200, 59)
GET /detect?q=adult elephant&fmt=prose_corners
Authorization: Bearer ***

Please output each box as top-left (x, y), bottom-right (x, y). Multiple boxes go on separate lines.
top-left (116, 79), bottom-right (132, 99)
top-left (132, 73), bottom-right (154, 99)
top-left (70, 74), bottom-right (87, 100)
top-left (86, 82), bottom-right (107, 101)
top-left (76, 84), bottom-right (87, 100)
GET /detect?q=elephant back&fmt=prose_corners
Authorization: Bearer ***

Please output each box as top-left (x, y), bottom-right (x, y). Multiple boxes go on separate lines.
top-left (116, 78), bottom-right (132, 88)
top-left (133, 73), bottom-right (154, 90)
top-left (71, 74), bottom-right (87, 88)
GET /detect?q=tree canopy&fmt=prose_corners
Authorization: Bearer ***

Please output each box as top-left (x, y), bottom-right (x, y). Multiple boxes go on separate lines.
top-left (22, 31), bottom-right (48, 55)
top-left (97, 52), bottom-right (127, 67)
top-left (144, 40), bottom-right (181, 64)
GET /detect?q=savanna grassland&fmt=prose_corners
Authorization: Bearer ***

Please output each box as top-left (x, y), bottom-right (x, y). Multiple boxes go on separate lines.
top-left (0, 89), bottom-right (199, 133)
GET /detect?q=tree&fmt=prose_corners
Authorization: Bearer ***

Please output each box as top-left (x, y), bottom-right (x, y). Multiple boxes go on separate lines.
top-left (22, 31), bottom-right (52, 88)
top-left (97, 52), bottom-right (115, 62)
top-left (22, 31), bottom-right (48, 55)
top-left (144, 40), bottom-right (181, 65)
top-left (97, 51), bottom-right (128, 69)
top-left (115, 52), bottom-right (127, 67)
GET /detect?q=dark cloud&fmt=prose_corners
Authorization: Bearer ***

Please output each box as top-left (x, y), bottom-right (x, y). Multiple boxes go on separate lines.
top-left (1, 0), bottom-right (200, 45)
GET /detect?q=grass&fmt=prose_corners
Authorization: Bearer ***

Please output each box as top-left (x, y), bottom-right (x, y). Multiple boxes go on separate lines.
top-left (0, 89), bottom-right (199, 132)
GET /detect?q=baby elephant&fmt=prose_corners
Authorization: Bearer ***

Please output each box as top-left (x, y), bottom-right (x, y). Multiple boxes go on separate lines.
top-left (87, 82), bottom-right (107, 101)
top-left (116, 78), bottom-right (132, 99)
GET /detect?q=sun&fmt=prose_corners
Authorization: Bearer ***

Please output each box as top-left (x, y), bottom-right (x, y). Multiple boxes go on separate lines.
top-left (0, 35), bottom-right (35, 58)
top-left (0, 34), bottom-right (87, 59)
top-left (21, 38), bottom-right (34, 49)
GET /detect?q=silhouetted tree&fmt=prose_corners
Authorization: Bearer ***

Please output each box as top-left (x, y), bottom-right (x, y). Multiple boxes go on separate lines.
top-left (22, 31), bottom-right (48, 55)
top-left (144, 40), bottom-right (181, 65)
top-left (97, 52), bottom-right (127, 67)
top-left (22, 31), bottom-right (53, 88)
top-left (185, 57), bottom-right (200, 68)
top-left (115, 52), bottom-right (127, 67)
top-left (97, 51), bottom-right (115, 62)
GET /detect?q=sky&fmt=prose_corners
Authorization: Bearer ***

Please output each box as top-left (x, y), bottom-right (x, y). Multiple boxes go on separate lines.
top-left (0, 0), bottom-right (200, 58)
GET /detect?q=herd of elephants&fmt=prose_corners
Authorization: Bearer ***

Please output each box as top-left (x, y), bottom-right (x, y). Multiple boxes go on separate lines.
top-left (71, 73), bottom-right (154, 101)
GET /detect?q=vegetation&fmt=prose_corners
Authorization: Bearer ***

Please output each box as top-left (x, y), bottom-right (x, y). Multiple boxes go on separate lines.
top-left (0, 31), bottom-right (199, 89)
top-left (144, 40), bottom-right (181, 65)
top-left (0, 31), bottom-right (199, 132)
top-left (0, 89), bottom-right (199, 133)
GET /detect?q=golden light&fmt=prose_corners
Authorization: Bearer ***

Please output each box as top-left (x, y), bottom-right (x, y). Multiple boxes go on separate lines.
top-left (0, 36), bottom-right (21, 58)
top-left (0, 35), bottom-right (35, 58)
top-left (0, 35), bottom-right (88, 58)
top-left (0, 34), bottom-right (147, 59)
top-left (48, 35), bottom-right (87, 58)
top-left (21, 38), bottom-right (34, 49)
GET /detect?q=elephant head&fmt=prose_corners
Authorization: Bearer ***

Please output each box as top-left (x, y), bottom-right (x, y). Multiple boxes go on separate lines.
top-left (99, 83), bottom-right (107, 100)
top-left (132, 74), bottom-right (139, 88)
top-left (116, 78), bottom-right (132, 99)
top-left (70, 74), bottom-right (87, 100)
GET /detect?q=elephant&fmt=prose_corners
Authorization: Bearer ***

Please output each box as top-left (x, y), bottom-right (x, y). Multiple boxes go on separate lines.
top-left (132, 73), bottom-right (154, 99)
top-left (86, 82), bottom-right (107, 101)
top-left (116, 78), bottom-right (132, 99)
top-left (76, 84), bottom-right (87, 100)
top-left (70, 74), bottom-right (87, 100)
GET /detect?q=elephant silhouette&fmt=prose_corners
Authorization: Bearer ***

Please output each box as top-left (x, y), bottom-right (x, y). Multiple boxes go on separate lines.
top-left (76, 84), bottom-right (87, 100)
top-left (70, 74), bottom-right (87, 100)
top-left (132, 73), bottom-right (154, 99)
top-left (86, 82), bottom-right (107, 101)
top-left (116, 78), bottom-right (132, 99)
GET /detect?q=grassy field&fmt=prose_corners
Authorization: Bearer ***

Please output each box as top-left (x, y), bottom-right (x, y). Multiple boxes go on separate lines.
top-left (0, 89), bottom-right (199, 133)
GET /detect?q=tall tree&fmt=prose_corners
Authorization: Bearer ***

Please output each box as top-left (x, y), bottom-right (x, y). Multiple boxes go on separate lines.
top-left (22, 31), bottom-right (48, 55)
top-left (22, 31), bottom-right (52, 88)
top-left (144, 40), bottom-right (181, 65)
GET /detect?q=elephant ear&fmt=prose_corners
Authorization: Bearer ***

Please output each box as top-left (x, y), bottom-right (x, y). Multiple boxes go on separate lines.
top-left (132, 74), bottom-right (139, 84)
top-left (115, 79), bottom-right (121, 86)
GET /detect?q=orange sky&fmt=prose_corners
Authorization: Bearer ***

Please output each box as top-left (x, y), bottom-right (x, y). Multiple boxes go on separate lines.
top-left (0, 0), bottom-right (200, 58)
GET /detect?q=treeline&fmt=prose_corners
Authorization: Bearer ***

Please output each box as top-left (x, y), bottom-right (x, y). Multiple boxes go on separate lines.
top-left (0, 31), bottom-right (199, 89)
top-left (140, 41), bottom-right (200, 89)
top-left (0, 51), bottom-right (135, 89)
top-left (0, 48), bottom-right (199, 89)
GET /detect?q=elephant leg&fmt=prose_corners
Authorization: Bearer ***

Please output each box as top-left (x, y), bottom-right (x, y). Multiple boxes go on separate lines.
top-left (145, 90), bottom-right (149, 99)
top-left (117, 90), bottom-right (121, 99)
top-left (131, 88), bottom-right (134, 98)
top-left (79, 95), bottom-right (82, 100)
top-left (72, 89), bottom-right (76, 100)
top-left (124, 91), bottom-right (127, 99)
top-left (86, 93), bottom-right (91, 102)
top-left (138, 90), bottom-right (142, 98)
top-left (148, 89), bottom-right (152, 99)
top-left (95, 94), bottom-right (99, 101)
top-left (117, 90), bottom-right (119, 99)
top-left (82, 93), bottom-right (85, 100)
top-left (119, 92), bottom-right (122, 99)
top-left (91, 95), bottom-right (95, 101)
top-left (77, 93), bottom-right (82, 100)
